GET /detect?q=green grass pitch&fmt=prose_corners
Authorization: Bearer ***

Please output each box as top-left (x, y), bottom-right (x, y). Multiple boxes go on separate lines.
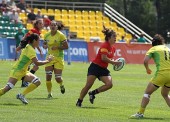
top-left (0, 61), bottom-right (169, 122)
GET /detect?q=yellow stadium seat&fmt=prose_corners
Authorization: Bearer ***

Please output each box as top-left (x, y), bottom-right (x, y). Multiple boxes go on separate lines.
top-left (110, 22), bottom-right (118, 28)
top-left (61, 9), bottom-right (68, 15)
top-left (75, 15), bottom-right (82, 21)
top-left (82, 21), bottom-right (89, 27)
top-left (82, 15), bottom-right (88, 21)
top-left (89, 11), bottom-right (95, 16)
top-left (96, 15), bottom-right (102, 21)
top-left (96, 21), bottom-right (103, 28)
top-left (103, 16), bottom-right (110, 23)
top-left (75, 10), bottom-right (81, 16)
top-left (41, 9), bottom-right (47, 15)
top-left (90, 31), bottom-right (98, 37)
top-left (76, 26), bottom-right (83, 32)
top-left (77, 31), bottom-right (84, 38)
top-left (55, 15), bottom-right (61, 21)
top-left (82, 10), bottom-right (88, 16)
top-left (27, 23), bottom-right (33, 30)
top-left (89, 21), bottom-right (96, 27)
top-left (117, 27), bottom-right (125, 36)
top-left (61, 15), bottom-right (68, 21)
top-left (34, 8), bottom-right (39, 13)
top-left (62, 21), bottom-right (69, 26)
top-left (96, 26), bottom-right (103, 32)
top-left (75, 20), bottom-right (82, 26)
top-left (125, 33), bottom-right (132, 40)
top-left (47, 9), bottom-right (54, 16)
top-left (82, 26), bottom-right (90, 32)
top-left (68, 15), bottom-right (75, 21)
top-left (69, 25), bottom-right (77, 32)
top-left (68, 20), bottom-right (75, 26)
top-left (19, 13), bottom-right (26, 18)
top-left (55, 9), bottom-right (61, 15)
top-left (102, 21), bottom-right (110, 27)
top-left (68, 10), bottom-right (74, 16)
top-left (96, 11), bottom-right (103, 16)
top-left (89, 26), bottom-right (97, 32)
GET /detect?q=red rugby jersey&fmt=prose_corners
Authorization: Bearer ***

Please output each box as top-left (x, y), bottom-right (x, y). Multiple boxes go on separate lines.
top-left (93, 41), bottom-right (116, 68)
top-left (25, 28), bottom-right (41, 37)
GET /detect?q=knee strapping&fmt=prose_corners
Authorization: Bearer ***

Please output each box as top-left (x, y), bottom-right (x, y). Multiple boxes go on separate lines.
top-left (32, 77), bottom-right (40, 83)
top-left (46, 71), bottom-right (53, 75)
top-left (55, 74), bottom-right (62, 78)
top-left (144, 94), bottom-right (150, 99)
top-left (6, 82), bottom-right (14, 89)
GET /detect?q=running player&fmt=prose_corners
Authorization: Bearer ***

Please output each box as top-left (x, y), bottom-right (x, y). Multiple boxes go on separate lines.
top-left (0, 33), bottom-right (54, 104)
top-left (43, 21), bottom-right (68, 98)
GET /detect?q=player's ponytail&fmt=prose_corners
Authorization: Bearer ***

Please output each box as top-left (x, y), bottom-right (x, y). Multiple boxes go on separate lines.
top-left (20, 33), bottom-right (39, 48)
top-left (102, 25), bottom-right (116, 42)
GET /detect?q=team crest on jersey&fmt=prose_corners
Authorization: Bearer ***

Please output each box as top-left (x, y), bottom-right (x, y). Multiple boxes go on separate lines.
top-left (101, 48), bottom-right (108, 53)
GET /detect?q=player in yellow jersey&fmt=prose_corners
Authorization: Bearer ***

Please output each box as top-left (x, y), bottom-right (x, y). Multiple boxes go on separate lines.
top-left (0, 33), bottom-right (54, 104)
top-left (43, 21), bottom-right (68, 98)
top-left (131, 34), bottom-right (170, 118)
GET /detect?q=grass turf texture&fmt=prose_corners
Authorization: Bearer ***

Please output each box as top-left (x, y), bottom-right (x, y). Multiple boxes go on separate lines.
top-left (0, 61), bottom-right (169, 122)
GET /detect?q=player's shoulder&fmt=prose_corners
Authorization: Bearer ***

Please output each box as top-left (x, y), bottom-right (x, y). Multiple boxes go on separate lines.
top-left (101, 41), bottom-right (110, 48)
top-left (44, 32), bottom-right (51, 38)
top-left (57, 30), bottom-right (65, 35)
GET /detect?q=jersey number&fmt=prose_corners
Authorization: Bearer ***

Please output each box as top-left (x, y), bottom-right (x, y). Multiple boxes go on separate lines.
top-left (164, 50), bottom-right (170, 60)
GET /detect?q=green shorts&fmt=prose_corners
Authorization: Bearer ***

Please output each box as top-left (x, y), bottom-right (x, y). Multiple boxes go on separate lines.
top-left (45, 57), bottom-right (64, 70)
top-left (9, 69), bottom-right (30, 81)
top-left (151, 70), bottom-right (170, 87)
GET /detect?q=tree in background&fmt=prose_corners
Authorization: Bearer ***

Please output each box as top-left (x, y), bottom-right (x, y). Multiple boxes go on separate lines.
top-left (155, 0), bottom-right (170, 42)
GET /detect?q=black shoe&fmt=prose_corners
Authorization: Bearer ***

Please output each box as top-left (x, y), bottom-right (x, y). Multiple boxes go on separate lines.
top-left (21, 81), bottom-right (29, 87)
top-left (60, 85), bottom-right (65, 94)
top-left (88, 91), bottom-right (95, 104)
top-left (76, 101), bottom-right (82, 107)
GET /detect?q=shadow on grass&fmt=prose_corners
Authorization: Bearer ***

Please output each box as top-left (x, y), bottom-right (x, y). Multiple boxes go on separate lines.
top-left (81, 106), bottom-right (109, 109)
top-left (129, 117), bottom-right (165, 120)
top-left (28, 97), bottom-right (58, 100)
top-left (0, 103), bottom-right (20, 106)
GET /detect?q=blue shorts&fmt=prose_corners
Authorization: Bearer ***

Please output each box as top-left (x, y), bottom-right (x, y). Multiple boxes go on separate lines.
top-left (87, 63), bottom-right (110, 80)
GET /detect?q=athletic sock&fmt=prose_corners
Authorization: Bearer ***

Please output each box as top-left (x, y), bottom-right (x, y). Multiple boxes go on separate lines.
top-left (91, 89), bottom-right (99, 95)
top-left (0, 88), bottom-right (4, 96)
top-left (139, 107), bottom-right (145, 114)
top-left (77, 99), bottom-right (83, 103)
top-left (22, 83), bottom-right (37, 96)
top-left (46, 81), bottom-right (52, 94)
top-left (58, 81), bottom-right (63, 86)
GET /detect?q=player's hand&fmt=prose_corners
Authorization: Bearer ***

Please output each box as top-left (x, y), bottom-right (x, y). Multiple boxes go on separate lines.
top-left (40, 51), bottom-right (43, 58)
top-left (113, 60), bottom-right (122, 66)
top-left (146, 68), bottom-right (152, 74)
top-left (47, 55), bottom-right (54, 62)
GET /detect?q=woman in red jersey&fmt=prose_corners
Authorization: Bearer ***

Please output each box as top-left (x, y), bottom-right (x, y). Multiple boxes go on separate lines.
top-left (16, 19), bottom-right (44, 87)
top-left (76, 26), bottom-right (121, 107)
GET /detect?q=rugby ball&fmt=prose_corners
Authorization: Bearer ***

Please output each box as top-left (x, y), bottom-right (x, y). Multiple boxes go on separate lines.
top-left (113, 58), bottom-right (125, 71)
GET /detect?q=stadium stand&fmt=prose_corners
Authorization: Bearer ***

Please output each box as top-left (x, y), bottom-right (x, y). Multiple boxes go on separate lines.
top-left (1, 0), bottom-right (152, 43)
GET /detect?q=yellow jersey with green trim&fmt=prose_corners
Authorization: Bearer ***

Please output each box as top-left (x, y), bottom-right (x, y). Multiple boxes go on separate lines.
top-left (146, 45), bottom-right (170, 71)
top-left (12, 44), bottom-right (36, 72)
top-left (44, 30), bottom-right (66, 58)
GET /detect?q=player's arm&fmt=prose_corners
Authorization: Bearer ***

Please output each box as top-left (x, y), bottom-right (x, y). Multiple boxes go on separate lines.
top-left (58, 40), bottom-right (69, 50)
top-left (101, 54), bottom-right (121, 65)
top-left (144, 55), bottom-right (152, 74)
top-left (51, 40), bottom-right (69, 50)
top-left (43, 40), bottom-right (48, 49)
top-left (37, 46), bottom-right (42, 54)
top-left (16, 35), bottom-right (27, 52)
top-left (32, 55), bottom-right (53, 66)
